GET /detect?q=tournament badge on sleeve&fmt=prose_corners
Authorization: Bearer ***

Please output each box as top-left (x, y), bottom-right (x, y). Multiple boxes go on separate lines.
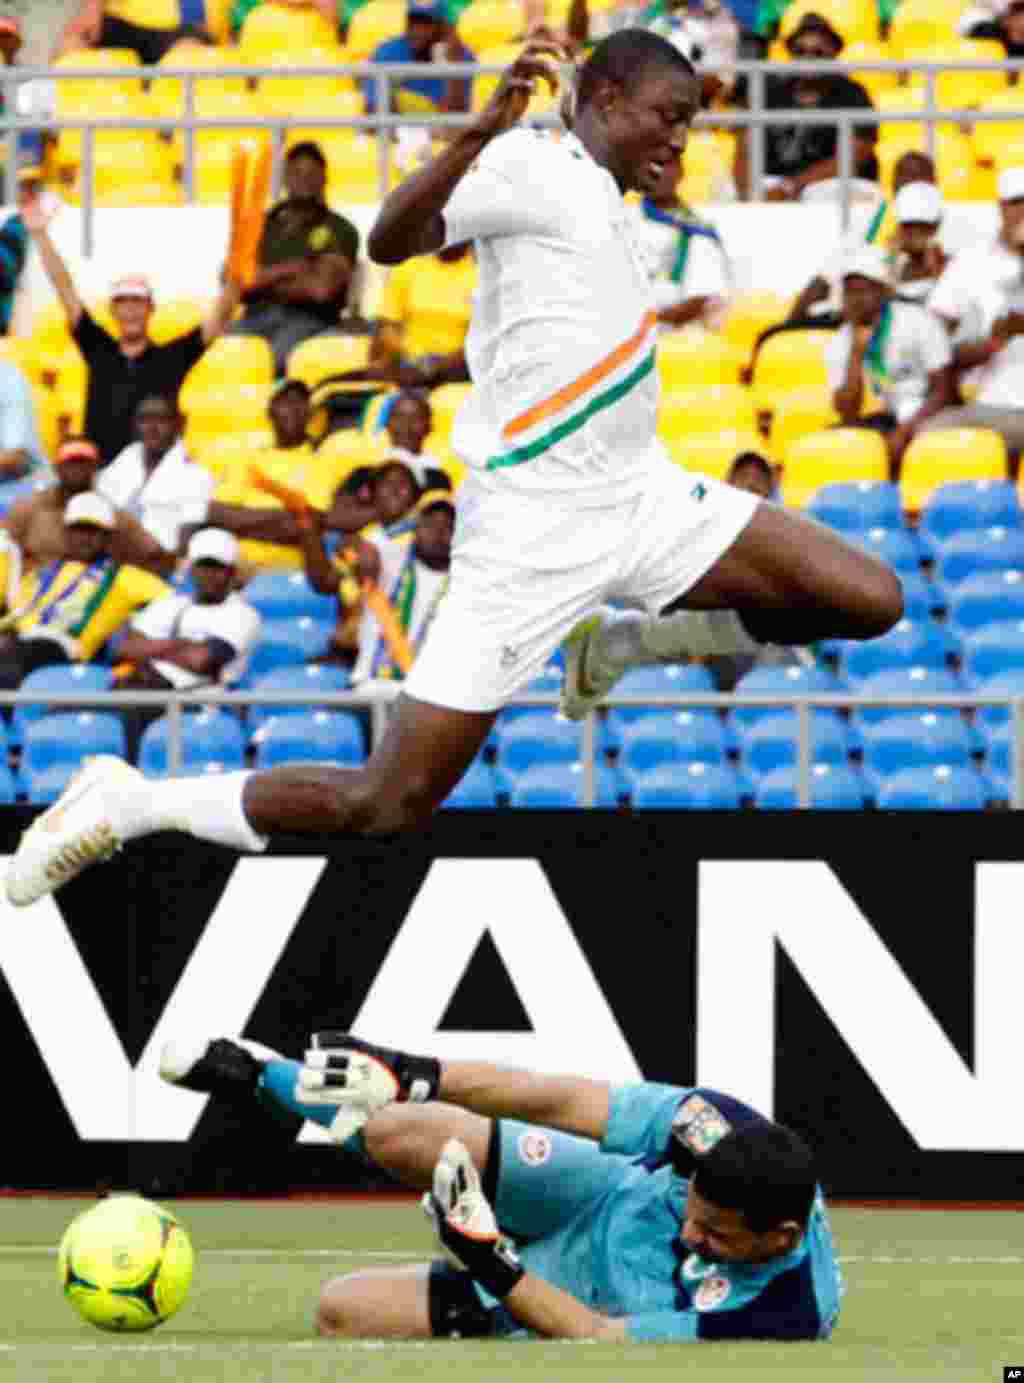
top-left (672, 1094), bottom-right (733, 1159)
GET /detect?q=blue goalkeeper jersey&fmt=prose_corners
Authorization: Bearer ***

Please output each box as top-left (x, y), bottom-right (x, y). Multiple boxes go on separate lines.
top-left (516, 1083), bottom-right (844, 1343)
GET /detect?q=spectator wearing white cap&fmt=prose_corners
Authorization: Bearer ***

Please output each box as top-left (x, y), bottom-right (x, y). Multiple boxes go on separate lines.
top-left (19, 187), bottom-right (243, 461)
top-left (889, 182), bottom-right (947, 305)
top-left (0, 490), bottom-right (170, 687)
top-left (826, 243), bottom-right (954, 476)
top-left (924, 166), bottom-right (1024, 455)
top-left (113, 527), bottom-right (261, 760)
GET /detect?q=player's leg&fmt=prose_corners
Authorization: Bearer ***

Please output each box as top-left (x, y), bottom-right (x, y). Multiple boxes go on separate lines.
top-left (564, 471), bottom-right (903, 716)
top-left (316, 1263), bottom-right (436, 1339)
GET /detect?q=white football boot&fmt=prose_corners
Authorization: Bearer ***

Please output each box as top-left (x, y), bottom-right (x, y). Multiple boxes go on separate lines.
top-left (560, 607), bottom-right (626, 721)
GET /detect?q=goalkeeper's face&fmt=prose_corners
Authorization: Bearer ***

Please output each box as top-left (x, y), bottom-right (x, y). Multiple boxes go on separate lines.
top-left (681, 1185), bottom-right (798, 1266)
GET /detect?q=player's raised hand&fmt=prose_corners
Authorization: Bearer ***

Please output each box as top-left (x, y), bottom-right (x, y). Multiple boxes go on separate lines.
top-left (469, 39), bottom-right (570, 140)
top-left (296, 1033), bottom-right (441, 1141)
top-left (423, 1139), bottom-right (525, 1298)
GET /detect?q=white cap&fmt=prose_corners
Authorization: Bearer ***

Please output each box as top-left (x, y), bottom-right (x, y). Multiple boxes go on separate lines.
top-left (109, 275), bottom-right (154, 301)
top-left (999, 166), bottom-right (1024, 202)
top-left (842, 244), bottom-right (891, 286)
top-left (895, 181), bottom-right (943, 225)
top-left (187, 528), bottom-right (239, 567)
top-left (64, 493), bottom-right (115, 530)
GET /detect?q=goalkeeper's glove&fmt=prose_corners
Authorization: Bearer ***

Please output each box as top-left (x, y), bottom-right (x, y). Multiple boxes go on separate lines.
top-left (296, 1033), bottom-right (441, 1143)
top-left (423, 1138), bottom-right (525, 1301)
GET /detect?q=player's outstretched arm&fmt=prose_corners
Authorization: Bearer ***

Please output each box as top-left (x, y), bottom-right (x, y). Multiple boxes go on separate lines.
top-left (367, 40), bottom-right (565, 266)
top-left (301, 1033), bottom-right (611, 1140)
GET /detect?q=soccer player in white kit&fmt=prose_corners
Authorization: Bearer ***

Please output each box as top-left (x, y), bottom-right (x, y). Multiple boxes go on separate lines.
top-left (6, 29), bottom-right (902, 907)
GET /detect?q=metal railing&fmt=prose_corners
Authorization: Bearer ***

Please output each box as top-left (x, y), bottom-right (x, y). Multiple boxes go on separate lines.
top-left (0, 56), bottom-right (1022, 252)
top-left (3, 686), bottom-right (1021, 809)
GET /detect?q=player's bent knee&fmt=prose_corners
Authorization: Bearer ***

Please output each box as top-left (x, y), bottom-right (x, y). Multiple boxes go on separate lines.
top-left (315, 1274), bottom-right (359, 1337)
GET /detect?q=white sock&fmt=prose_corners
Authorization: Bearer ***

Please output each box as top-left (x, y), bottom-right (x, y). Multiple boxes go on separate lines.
top-left (593, 608), bottom-right (763, 676)
top-left (125, 772), bottom-right (269, 853)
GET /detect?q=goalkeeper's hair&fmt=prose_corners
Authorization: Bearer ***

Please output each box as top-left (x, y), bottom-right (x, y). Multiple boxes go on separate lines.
top-left (691, 1123), bottom-right (818, 1233)
top-left (576, 30), bottom-right (697, 111)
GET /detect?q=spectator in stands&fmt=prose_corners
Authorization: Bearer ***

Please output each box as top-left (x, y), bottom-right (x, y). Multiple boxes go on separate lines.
top-left (229, 142), bottom-right (362, 376)
top-left (923, 167), bottom-right (1024, 456)
top-left (755, 0), bottom-right (898, 39)
top-left (889, 182), bottom-right (948, 304)
top-left (377, 389), bottom-right (450, 487)
top-left (962, 0), bottom-right (1024, 56)
top-left (56, 1), bottom-right (217, 62)
top-left (371, 244), bottom-right (474, 386)
top-left (737, 12), bottom-right (877, 202)
top-left (231, 0), bottom-right (340, 39)
top-left (0, 357), bottom-right (45, 480)
top-left (362, 0), bottom-right (474, 118)
top-left (4, 436), bottom-right (170, 572)
top-left (827, 245), bottom-right (954, 475)
top-left (96, 395), bottom-right (214, 555)
top-left (113, 527), bottom-right (261, 761)
top-left (570, 0), bottom-right (740, 82)
top-left (628, 160), bottom-right (732, 330)
top-left (726, 449), bottom-right (776, 498)
top-left (22, 188), bottom-right (242, 461)
top-left (299, 488), bottom-right (454, 686)
top-left (0, 491), bottom-right (169, 687)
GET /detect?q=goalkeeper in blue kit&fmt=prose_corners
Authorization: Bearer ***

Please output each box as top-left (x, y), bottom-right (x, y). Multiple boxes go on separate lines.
top-left (160, 1034), bottom-right (844, 1343)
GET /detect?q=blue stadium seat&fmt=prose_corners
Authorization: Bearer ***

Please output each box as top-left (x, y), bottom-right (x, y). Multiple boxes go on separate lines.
top-left (0, 761), bottom-right (18, 804)
top-left (444, 759), bottom-right (498, 808)
top-left (738, 711), bottom-right (849, 775)
top-left (495, 712), bottom-right (581, 773)
top-left (138, 709), bottom-right (246, 776)
top-left (754, 763), bottom-right (866, 810)
top-left (876, 765), bottom-right (987, 810)
top-left (850, 666), bottom-right (963, 727)
top-left (970, 671), bottom-right (1024, 729)
top-left (247, 663), bottom-right (351, 730)
top-left (21, 712), bottom-right (125, 778)
top-left (899, 572), bottom-right (942, 624)
top-left (936, 527), bottom-right (1024, 587)
top-left (949, 570), bottom-right (1024, 636)
top-left (629, 762), bottom-right (741, 809)
top-left (245, 617), bottom-right (332, 681)
top-left (839, 619), bottom-right (952, 684)
top-left (244, 569), bottom-right (338, 625)
top-left (24, 764), bottom-right (77, 805)
top-left (979, 722), bottom-right (1013, 783)
top-left (861, 712), bottom-right (972, 780)
top-left (731, 663), bottom-right (841, 729)
top-left (615, 710), bottom-right (728, 774)
top-left (605, 663), bottom-right (716, 723)
top-left (252, 710), bottom-right (364, 768)
top-left (920, 480), bottom-right (1020, 545)
top-left (963, 620), bottom-right (1024, 684)
top-left (12, 664), bottom-right (112, 746)
top-left (808, 482), bottom-right (903, 535)
top-left (498, 762), bottom-right (615, 807)
top-left (857, 526), bottom-right (924, 576)
top-left (498, 662), bottom-right (564, 726)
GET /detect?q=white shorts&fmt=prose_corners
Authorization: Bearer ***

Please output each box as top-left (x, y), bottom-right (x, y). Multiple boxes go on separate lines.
top-left (404, 462), bottom-right (759, 713)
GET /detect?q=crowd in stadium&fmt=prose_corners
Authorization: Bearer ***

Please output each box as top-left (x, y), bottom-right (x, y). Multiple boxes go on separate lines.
top-left (0, 0), bottom-right (1019, 809)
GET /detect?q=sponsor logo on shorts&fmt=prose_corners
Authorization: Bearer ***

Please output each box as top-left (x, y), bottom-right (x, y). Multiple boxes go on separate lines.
top-left (694, 1274), bottom-right (732, 1311)
top-left (518, 1131), bottom-right (552, 1166)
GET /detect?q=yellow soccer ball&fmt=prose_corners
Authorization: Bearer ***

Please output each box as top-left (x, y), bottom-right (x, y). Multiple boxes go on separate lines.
top-left (57, 1195), bottom-right (194, 1332)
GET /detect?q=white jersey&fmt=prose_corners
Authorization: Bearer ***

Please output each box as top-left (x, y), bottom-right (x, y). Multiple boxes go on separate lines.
top-left (352, 534), bottom-right (449, 685)
top-left (441, 128), bottom-right (662, 504)
top-left (627, 200), bottom-right (732, 317)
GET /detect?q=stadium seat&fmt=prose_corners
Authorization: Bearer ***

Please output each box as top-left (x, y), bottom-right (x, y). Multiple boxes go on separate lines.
top-left (722, 292), bottom-right (792, 359)
top-left (12, 665), bottom-right (112, 746)
top-left (246, 664), bottom-right (351, 732)
top-left (495, 712), bottom-right (581, 773)
top-left (426, 383), bottom-right (473, 443)
top-left (150, 39), bottom-right (250, 122)
top-left (898, 572), bottom-right (943, 625)
top-left (444, 758), bottom-right (498, 808)
top-left (949, 570), bottom-right (1024, 636)
top-left (307, 133), bottom-right (394, 205)
top-left (244, 570), bottom-right (337, 625)
top-left (666, 430), bottom-right (764, 480)
top-left (472, 43), bottom-right (558, 118)
top-left (971, 671), bottom-right (1024, 729)
top-left (908, 40), bottom-right (1008, 108)
top-left (604, 663), bottom-right (715, 724)
top-left (731, 663), bottom-right (842, 729)
top-left (779, 0), bottom-right (879, 45)
top-left (738, 711), bottom-right (849, 776)
top-left (964, 620), bottom-right (1024, 684)
top-left (287, 335), bottom-right (371, 389)
top-left (659, 385), bottom-right (757, 441)
top-left (458, 1), bottom-right (523, 50)
top-left (887, 0), bottom-right (966, 57)
top-left (861, 711), bottom-right (972, 780)
top-left (754, 763), bottom-right (866, 810)
top-left (238, 2), bottom-right (341, 59)
top-left (856, 526), bottom-right (923, 576)
top-left (901, 430), bottom-right (1008, 513)
top-left (769, 388), bottom-right (840, 458)
top-left (139, 710), bottom-right (246, 777)
top-left (503, 762), bottom-right (623, 808)
top-left (614, 711), bottom-right (728, 775)
top-left (936, 526), bottom-right (1024, 587)
top-left (852, 666), bottom-right (963, 727)
top-left (920, 480), bottom-right (1020, 545)
top-left (978, 720), bottom-right (1015, 783)
top-left (257, 69), bottom-right (360, 123)
top-left (750, 330), bottom-right (832, 412)
top-left (840, 618), bottom-right (951, 683)
top-left (876, 764), bottom-right (987, 810)
top-left (808, 481), bottom-right (903, 536)
top-left (22, 713), bottom-right (125, 779)
top-left (843, 40), bottom-right (900, 104)
top-left (629, 761), bottom-right (742, 809)
top-left (679, 130), bottom-right (735, 204)
top-left (657, 328), bottom-right (739, 393)
top-left (246, 618), bottom-right (332, 681)
top-left (781, 429), bottom-right (889, 508)
top-left (252, 710), bottom-right (364, 768)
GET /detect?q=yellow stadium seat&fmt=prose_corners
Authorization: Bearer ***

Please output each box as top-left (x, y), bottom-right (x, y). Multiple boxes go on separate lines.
top-left (307, 132), bottom-right (394, 204)
top-left (472, 43), bottom-right (557, 116)
top-left (183, 390), bottom-right (275, 450)
top-left (193, 430), bottom-right (275, 482)
top-left (843, 40), bottom-right (899, 104)
top-left (875, 130), bottom-right (976, 201)
top-left (679, 130), bottom-right (734, 204)
top-left (888, 0), bottom-right (965, 58)
top-left (750, 330), bottom-right (832, 412)
top-left (345, 1), bottom-right (406, 61)
top-left (782, 429), bottom-right (889, 507)
top-left (769, 387), bottom-right (840, 459)
top-left (258, 70), bottom-right (359, 122)
top-left (180, 336), bottom-right (274, 422)
top-left (428, 382), bottom-right (473, 441)
top-left (900, 428), bottom-right (1008, 511)
top-left (779, 0), bottom-right (879, 46)
top-left (54, 50), bottom-right (147, 165)
top-left (972, 88), bottom-right (1024, 167)
top-left (659, 385), bottom-right (758, 439)
top-left (903, 40), bottom-right (1007, 107)
top-left (150, 41), bottom-right (249, 123)
top-left (459, 1), bottom-right (524, 52)
top-left (664, 429), bottom-right (765, 481)
top-left (287, 335), bottom-right (372, 387)
top-left (657, 327), bottom-right (738, 392)
top-left (318, 428), bottom-right (388, 463)
top-left (238, 2), bottom-right (341, 60)
top-left (150, 299), bottom-right (210, 344)
top-left (722, 292), bottom-right (792, 359)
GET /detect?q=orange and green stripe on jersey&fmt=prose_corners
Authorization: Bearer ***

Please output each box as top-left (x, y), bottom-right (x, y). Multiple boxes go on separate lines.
top-left (485, 310), bottom-right (659, 471)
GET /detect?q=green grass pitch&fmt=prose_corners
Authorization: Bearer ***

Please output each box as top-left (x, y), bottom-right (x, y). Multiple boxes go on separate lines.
top-left (3, 1197), bottom-right (1022, 1383)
